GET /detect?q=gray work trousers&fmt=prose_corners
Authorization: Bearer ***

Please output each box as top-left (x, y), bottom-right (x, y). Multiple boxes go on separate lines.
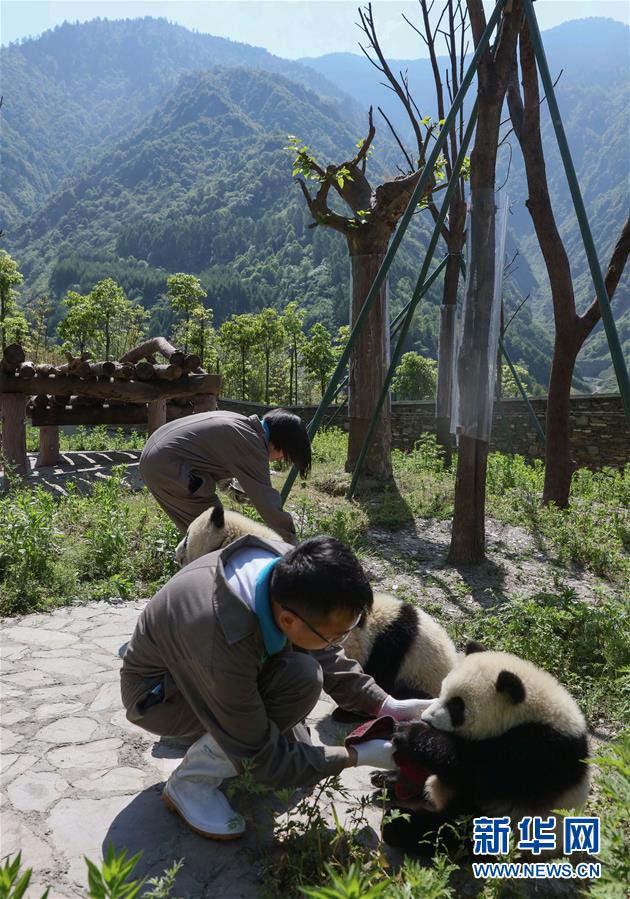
top-left (139, 450), bottom-right (221, 534)
top-left (121, 650), bottom-right (321, 746)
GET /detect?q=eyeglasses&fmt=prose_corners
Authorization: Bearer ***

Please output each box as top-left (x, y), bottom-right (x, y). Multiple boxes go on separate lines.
top-left (280, 606), bottom-right (363, 651)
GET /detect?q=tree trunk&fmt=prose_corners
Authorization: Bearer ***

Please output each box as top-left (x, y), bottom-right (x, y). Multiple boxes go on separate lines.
top-left (448, 0), bottom-right (519, 564)
top-left (147, 398), bottom-right (167, 435)
top-left (346, 250), bottom-right (392, 478)
top-left (435, 250), bottom-right (462, 466)
top-left (448, 435), bottom-right (488, 563)
top-left (542, 337), bottom-right (580, 507)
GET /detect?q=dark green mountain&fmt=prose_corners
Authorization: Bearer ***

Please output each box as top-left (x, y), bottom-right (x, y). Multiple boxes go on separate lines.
top-left (1, 16), bottom-right (350, 230)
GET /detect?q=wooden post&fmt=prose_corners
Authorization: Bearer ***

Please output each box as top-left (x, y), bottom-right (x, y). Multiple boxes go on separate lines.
top-left (147, 399), bottom-right (167, 434)
top-left (36, 426), bottom-right (60, 467)
top-left (1, 393), bottom-right (29, 483)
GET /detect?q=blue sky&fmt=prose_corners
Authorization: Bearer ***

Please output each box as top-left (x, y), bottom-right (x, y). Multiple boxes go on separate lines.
top-left (1, 1), bottom-right (628, 57)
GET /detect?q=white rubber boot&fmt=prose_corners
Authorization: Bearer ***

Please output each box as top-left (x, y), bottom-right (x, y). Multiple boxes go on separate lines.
top-left (162, 732), bottom-right (246, 840)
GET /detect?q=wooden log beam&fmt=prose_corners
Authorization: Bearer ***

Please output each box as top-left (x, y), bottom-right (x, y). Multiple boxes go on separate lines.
top-left (18, 361), bottom-right (36, 379)
top-left (0, 372), bottom-right (221, 401)
top-left (134, 361), bottom-right (156, 381)
top-left (35, 363), bottom-right (56, 378)
top-left (88, 361), bottom-right (116, 378)
top-left (1, 393), bottom-right (28, 481)
top-left (1, 343), bottom-right (26, 373)
top-left (120, 337), bottom-right (185, 367)
top-left (31, 400), bottom-right (210, 427)
top-left (36, 426), bottom-right (61, 467)
top-left (32, 394), bottom-right (50, 409)
top-left (154, 364), bottom-right (183, 381)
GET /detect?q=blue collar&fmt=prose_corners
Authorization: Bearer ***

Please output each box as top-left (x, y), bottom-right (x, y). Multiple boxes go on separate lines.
top-left (260, 417), bottom-right (271, 444)
top-left (254, 558), bottom-right (286, 656)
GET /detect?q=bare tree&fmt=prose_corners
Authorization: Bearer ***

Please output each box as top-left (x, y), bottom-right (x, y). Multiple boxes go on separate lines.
top-left (291, 2), bottom-right (441, 478)
top-left (507, 18), bottom-right (630, 507)
top-left (400, 0), bottom-right (471, 465)
top-left (447, 0), bottom-right (521, 565)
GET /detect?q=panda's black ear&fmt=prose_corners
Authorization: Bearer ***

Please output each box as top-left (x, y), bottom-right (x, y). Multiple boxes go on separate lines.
top-left (210, 504), bottom-right (225, 529)
top-left (465, 640), bottom-right (487, 655)
top-left (496, 670), bottom-right (526, 704)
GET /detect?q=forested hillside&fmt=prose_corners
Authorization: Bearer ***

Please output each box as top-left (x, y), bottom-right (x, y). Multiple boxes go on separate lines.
top-left (4, 16), bottom-right (626, 390)
top-left (1, 16), bottom-right (348, 229)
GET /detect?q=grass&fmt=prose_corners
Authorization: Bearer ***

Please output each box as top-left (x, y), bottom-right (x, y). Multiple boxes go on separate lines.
top-left (2, 425), bottom-right (628, 896)
top-left (0, 467), bottom-right (180, 616)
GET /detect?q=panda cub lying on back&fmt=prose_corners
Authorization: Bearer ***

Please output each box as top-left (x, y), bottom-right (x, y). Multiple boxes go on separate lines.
top-left (377, 641), bottom-right (590, 855)
top-left (175, 505), bottom-right (457, 714)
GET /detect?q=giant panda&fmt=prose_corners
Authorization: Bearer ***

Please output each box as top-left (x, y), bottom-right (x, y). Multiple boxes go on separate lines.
top-left (376, 641), bottom-right (590, 855)
top-left (174, 504), bottom-right (281, 566)
top-left (333, 592), bottom-right (457, 722)
top-left (176, 506), bottom-right (457, 712)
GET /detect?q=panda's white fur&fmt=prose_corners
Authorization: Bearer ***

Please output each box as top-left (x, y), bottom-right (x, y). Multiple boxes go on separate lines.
top-left (175, 505), bottom-right (280, 566)
top-left (420, 648), bottom-right (590, 819)
top-left (343, 592), bottom-right (457, 698)
top-left (423, 649), bottom-right (587, 740)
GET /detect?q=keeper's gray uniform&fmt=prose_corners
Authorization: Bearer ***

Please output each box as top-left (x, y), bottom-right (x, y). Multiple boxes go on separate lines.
top-left (120, 536), bottom-right (387, 789)
top-left (139, 410), bottom-right (296, 543)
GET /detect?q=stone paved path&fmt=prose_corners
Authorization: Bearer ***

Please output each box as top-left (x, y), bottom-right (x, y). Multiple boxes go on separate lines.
top-left (0, 451), bottom-right (143, 495)
top-left (0, 600), bottom-right (381, 898)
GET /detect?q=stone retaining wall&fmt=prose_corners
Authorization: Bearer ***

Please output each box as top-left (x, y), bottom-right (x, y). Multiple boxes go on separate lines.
top-left (219, 394), bottom-right (628, 470)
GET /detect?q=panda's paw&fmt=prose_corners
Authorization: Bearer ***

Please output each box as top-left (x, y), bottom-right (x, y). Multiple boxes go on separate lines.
top-left (392, 720), bottom-right (429, 752)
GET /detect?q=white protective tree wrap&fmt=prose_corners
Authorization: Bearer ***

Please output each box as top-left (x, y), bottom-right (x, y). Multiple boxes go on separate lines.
top-left (450, 191), bottom-right (509, 442)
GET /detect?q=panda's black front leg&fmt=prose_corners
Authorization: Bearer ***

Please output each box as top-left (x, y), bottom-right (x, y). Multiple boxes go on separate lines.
top-left (393, 721), bottom-right (459, 783)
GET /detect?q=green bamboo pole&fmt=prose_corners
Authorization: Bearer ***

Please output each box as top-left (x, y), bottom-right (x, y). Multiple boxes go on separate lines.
top-left (281, 0), bottom-right (508, 504)
top-left (523, 0), bottom-right (630, 423)
top-left (499, 338), bottom-right (545, 442)
top-left (347, 103), bottom-right (479, 497)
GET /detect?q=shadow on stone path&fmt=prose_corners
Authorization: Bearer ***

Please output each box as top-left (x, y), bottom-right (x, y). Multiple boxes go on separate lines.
top-left (0, 600), bottom-right (380, 898)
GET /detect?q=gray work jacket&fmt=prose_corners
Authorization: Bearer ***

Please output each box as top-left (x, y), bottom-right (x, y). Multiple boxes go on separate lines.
top-left (121, 536), bottom-right (388, 788)
top-left (141, 410), bottom-right (296, 543)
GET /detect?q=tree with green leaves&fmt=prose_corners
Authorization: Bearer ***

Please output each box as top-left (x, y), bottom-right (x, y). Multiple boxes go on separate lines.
top-left (282, 301), bottom-right (306, 405)
top-left (218, 313), bottom-right (259, 400)
top-left (254, 308), bottom-right (287, 404)
top-left (0, 251), bottom-right (27, 353)
top-left (166, 273), bottom-right (207, 354)
top-left (27, 294), bottom-right (55, 360)
top-left (302, 323), bottom-right (337, 398)
top-left (183, 304), bottom-right (216, 370)
top-left (57, 290), bottom-right (98, 356)
top-left (89, 278), bottom-right (136, 360)
top-left (392, 352), bottom-right (437, 400)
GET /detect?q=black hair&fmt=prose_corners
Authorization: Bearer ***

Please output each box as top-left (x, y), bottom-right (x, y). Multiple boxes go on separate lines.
top-left (269, 536), bottom-right (373, 622)
top-left (263, 408), bottom-right (312, 478)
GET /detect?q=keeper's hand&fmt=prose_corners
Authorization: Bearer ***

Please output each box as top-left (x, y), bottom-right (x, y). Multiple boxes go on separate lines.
top-left (379, 695), bottom-right (435, 721)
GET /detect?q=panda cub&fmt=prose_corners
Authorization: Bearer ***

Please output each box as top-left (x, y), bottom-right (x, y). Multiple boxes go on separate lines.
top-left (175, 504), bottom-right (281, 566)
top-left (378, 642), bottom-right (590, 854)
top-left (176, 506), bottom-right (456, 713)
top-left (333, 592), bottom-right (457, 722)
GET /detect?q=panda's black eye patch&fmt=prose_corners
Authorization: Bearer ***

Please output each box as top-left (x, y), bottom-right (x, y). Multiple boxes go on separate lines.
top-left (446, 696), bottom-right (465, 727)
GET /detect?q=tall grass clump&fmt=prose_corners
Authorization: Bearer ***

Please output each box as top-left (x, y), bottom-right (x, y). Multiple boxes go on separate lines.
top-left (455, 585), bottom-right (630, 726)
top-left (0, 470), bottom-right (180, 616)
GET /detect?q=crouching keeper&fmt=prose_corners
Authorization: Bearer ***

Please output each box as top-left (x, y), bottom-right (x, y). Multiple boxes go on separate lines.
top-left (120, 535), bottom-right (428, 839)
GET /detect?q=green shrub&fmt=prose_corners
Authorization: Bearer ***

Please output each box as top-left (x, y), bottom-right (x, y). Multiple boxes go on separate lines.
top-left (587, 731), bottom-right (630, 898)
top-left (455, 586), bottom-right (630, 725)
top-left (392, 434), bottom-right (445, 475)
top-left (311, 427), bottom-right (347, 466)
top-left (0, 487), bottom-right (68, 615)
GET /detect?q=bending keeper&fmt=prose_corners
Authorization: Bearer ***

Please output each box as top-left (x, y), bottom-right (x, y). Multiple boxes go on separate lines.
top-left (121, 534), bottom-right (430, 839)
top-left (139, 408), bottom-right (311, 544)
